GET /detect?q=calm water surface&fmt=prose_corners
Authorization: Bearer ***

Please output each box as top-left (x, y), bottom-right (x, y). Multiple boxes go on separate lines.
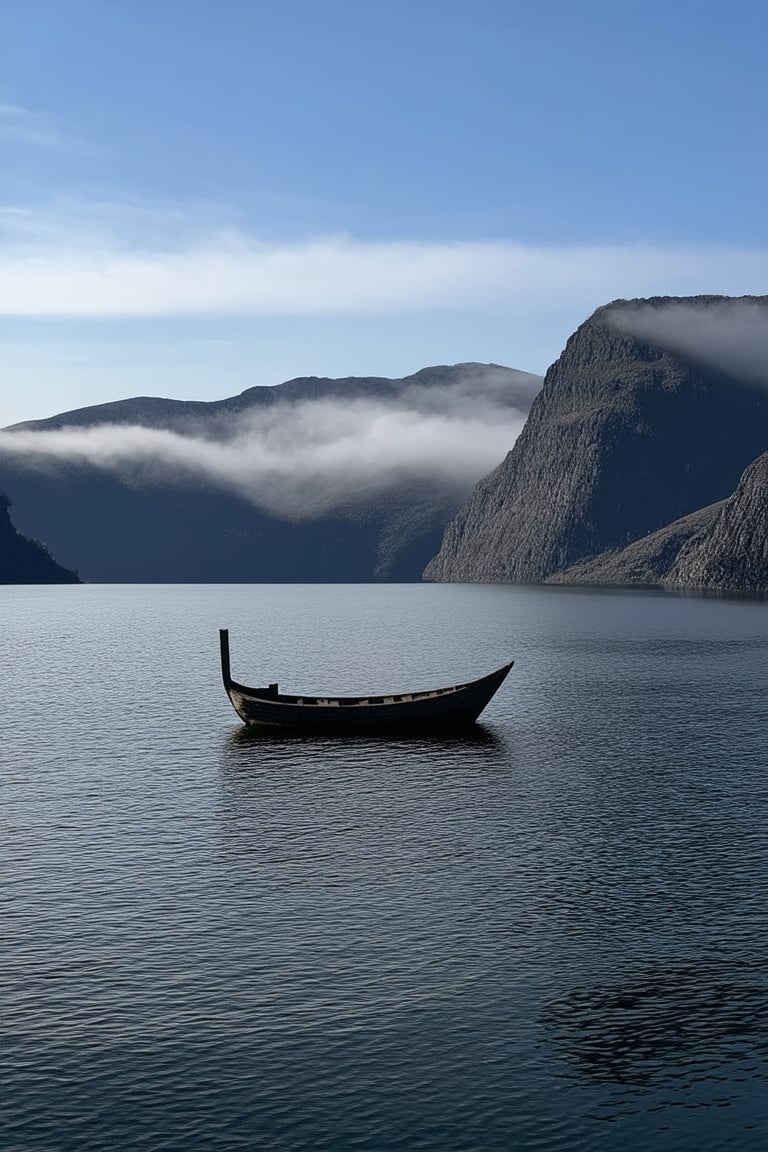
top-left (1, 583), bottom-right (767, 1152)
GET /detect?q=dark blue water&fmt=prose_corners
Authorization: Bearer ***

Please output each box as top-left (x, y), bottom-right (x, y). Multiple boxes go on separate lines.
top-left (2, 583), bottom-right (767, 1151)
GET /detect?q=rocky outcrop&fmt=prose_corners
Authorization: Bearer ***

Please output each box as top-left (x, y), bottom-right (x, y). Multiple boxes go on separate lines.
top-left (545, 502), bottom-right (723, 587)
top-left (425, 297), bottom-right (768, 584)
top-left (665, 452), bottom-right (768, 592)
top-left (0, 493), bottom-right (79, 584)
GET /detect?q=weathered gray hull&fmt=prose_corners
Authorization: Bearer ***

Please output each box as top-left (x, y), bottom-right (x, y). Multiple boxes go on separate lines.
top-left (220, 630), bottom-right (512, 731)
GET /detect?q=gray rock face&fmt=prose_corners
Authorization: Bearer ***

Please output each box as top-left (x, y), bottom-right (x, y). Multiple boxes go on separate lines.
top-left (666, 452), bottom-right (768, 592)
top-left (0, 493), bottom-right (79, 584)
top-left (425, 297), bottom-right (768, 584)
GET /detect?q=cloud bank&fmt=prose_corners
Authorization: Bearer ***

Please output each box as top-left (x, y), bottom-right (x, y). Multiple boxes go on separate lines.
top-left (0, 376), bottom-right (530, 517)
top-left (0, 204), bottom-right (768, 317)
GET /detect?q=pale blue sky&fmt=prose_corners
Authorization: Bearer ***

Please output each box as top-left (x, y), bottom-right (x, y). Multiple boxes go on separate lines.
top-left (1, 0), bottom-right (767, 424)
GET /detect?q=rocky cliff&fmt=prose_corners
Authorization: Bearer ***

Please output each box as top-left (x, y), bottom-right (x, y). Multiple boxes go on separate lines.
top-left (425, 297), bottom-right (768, 584)
top-left (0, 493), bottom-right (79, 584)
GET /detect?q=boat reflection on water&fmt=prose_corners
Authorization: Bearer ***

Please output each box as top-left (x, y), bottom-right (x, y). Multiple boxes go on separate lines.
top-left (222, 719), bottom-right (506, 774)
top-left (227, 718), bottom-right (503, 746)
top-left (217, 722), bottom-right (511, 863)
top-left (218, 720), bottom-right (510, 812)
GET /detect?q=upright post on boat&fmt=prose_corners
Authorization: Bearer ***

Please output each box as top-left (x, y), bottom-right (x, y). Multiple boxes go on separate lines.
top-left (219, 629), bottom-right (232, 688)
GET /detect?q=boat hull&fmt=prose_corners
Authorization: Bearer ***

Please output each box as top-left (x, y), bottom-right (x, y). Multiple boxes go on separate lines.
top-left (220, 630), bottom-right (513, 732)
top-left (226, 664), bottom-right (512, 730)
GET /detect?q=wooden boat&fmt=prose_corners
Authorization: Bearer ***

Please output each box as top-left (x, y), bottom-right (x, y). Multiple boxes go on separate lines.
top-left (220, 629), bottom-right (513, 731)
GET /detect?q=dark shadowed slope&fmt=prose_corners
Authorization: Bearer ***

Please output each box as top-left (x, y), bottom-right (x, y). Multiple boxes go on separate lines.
top-left (666, 451), bottom-right (768, 593)
top-left (425, 297), bottom-right (768, 584)
top-left (545, 502), bottom-right (724, 587)
top-left (547, 451), bottom-right (768, 594)
top-left (0, 493), bottom-right (79, 584)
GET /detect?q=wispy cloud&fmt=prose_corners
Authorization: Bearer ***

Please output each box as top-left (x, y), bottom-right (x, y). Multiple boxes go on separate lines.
top-left (0, 203), bottom-right (767, 318)
top-left (0, 103), bottom-right (68, 151)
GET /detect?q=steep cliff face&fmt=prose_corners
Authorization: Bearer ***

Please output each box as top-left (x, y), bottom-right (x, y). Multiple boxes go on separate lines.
top-left (666, 452), bottom-right (768, 592)
top-left (0, 493), bottom-right (79, 584)
top-left (425, 297), bottom-right (768, 583)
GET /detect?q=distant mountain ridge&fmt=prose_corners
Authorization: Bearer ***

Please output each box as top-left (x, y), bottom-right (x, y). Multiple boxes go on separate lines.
top-left (8, 363), bottom-right (541, 435)
top-left (425, 296), bottom-right (768, 592)
top-left (0, 363), bottom-right (541, 583)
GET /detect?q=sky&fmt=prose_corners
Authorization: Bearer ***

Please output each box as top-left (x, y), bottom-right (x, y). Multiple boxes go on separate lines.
top-left (1, 0), bottom-right (768, 426)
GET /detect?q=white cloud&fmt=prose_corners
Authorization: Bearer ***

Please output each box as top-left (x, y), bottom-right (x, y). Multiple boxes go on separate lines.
top-left (0, 204), bottom-right (767, 318)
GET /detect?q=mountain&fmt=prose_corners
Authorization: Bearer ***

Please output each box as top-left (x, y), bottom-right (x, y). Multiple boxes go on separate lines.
top-left (425, 297), bottom-right (768, 585)
top-left (0, 364), bottom-right (541, 583)
top-left (0, 493), bottom-right (79, 584)
top-left (10, 363), bottom-right (540, 434)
